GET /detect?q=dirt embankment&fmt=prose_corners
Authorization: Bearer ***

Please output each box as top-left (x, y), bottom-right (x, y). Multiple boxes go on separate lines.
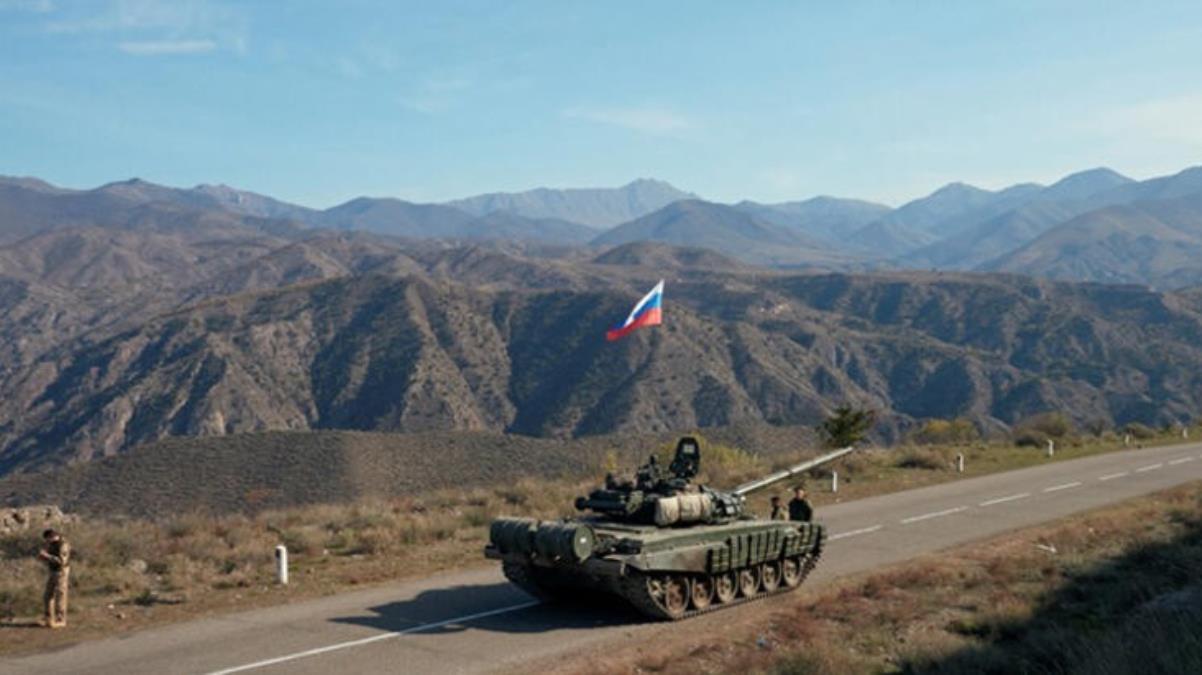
top-left (0, 425), bottom-right (818, 517)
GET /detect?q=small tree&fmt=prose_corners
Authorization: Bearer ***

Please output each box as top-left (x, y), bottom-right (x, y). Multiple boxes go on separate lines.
top-left (818, 405), bottom-right (876, 448)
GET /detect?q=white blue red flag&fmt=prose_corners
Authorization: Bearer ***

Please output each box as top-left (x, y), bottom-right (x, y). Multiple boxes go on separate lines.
top-left (606, 280), bottom-right (664, 342)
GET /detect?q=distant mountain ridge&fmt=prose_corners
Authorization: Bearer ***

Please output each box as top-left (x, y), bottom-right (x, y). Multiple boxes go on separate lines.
top-left (10, 165), bottom-right (1202, 288)
top-left (591, 199), bottom-right (846, 267)
top-left (446, 178), bottom-right (694, 228)
top-left (733, 196), bottom-right (891, 244)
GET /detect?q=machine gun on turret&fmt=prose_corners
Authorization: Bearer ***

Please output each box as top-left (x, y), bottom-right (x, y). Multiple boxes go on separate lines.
top-left (574, 437), bottom-right (855, 526)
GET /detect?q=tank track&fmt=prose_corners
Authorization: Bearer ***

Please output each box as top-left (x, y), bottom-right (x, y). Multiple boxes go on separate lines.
top-left (501, 560), bottom-right (560, 601)
top-left (618, 533), bottom-right (826, 620)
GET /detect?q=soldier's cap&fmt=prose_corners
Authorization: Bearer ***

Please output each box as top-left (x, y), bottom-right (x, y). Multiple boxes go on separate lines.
top-left (42, 528), bottom-right (58, 538)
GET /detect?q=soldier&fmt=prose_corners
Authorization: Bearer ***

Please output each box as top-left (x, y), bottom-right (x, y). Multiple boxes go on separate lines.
top-left (788, 486), bottom-right (813, 523)
top-left (37, 528), bottom-right (70, 628)
top-left (769, 495), bottom-right (787, 521)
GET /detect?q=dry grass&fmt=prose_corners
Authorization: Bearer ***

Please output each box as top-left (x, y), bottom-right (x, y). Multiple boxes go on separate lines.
top-left (0, 478), bottom-right (589, 654)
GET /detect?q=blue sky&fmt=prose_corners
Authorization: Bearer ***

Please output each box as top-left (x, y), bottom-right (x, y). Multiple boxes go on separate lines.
top-left (3, 1), bottom-right (1202, 208)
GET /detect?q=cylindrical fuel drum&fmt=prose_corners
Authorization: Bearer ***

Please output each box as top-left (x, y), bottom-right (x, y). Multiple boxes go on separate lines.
top-left (489, 517), bottom-right (538, 555)
top-left (533, 522), bottom-right (597, 562)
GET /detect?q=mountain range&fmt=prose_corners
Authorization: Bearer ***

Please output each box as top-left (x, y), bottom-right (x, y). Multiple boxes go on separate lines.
top-left (9, 165), bottom-right (1202, 289)
top-left (5, 167), bottom-right (1202, 477)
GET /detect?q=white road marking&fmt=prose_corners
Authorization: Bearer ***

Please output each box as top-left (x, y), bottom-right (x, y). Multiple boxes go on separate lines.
top-left (1098, 472), bottom-right (1129, 481)
top-left (900, 506), bottom-right (968, 524)
top-left (979, 492), bottom-right (1030, 507)
top-left (1043, 481), bottom-right (1082, 493)
top-left (1136, 463), bottom-right (1164, 473)
top-left (828, 525), bottom-right (882, 541)
top-left (1168, 457), bottom-right (1194, 466)
top-left (204, 600), bottom-right (541, 675)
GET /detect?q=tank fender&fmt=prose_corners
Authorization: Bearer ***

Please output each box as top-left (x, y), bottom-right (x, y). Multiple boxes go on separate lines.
top-left (625, 543), bottom-right (716, 573)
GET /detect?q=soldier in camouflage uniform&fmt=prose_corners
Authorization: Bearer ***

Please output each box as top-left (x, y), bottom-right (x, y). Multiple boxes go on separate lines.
top-left (769, 495), bottom-right (787, 520)
top-left (38, 529), bottom-right (70, 628)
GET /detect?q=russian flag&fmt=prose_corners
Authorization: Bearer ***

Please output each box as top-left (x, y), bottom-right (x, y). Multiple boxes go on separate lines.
top-left (606, 280), bottom-right (664, 342)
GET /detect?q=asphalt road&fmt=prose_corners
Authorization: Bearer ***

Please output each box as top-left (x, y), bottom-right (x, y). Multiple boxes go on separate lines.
top-left (6, 442), bottom-right (1202, 675)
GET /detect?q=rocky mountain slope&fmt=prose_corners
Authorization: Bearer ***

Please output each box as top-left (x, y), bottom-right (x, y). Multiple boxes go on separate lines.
top-left (4, 253), bottom-right (1202, 475)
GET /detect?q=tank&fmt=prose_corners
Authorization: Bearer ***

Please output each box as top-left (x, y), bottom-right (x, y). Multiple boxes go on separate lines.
top-left (484, 436), bottom-right (855, 620)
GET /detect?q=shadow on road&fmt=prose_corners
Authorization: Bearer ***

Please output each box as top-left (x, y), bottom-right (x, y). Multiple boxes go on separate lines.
top-left (331, 581), bottom-right (644, 635)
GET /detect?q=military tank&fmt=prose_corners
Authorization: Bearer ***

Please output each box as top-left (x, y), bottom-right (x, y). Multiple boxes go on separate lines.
top-left (485, 437), bottom-right (855, 620)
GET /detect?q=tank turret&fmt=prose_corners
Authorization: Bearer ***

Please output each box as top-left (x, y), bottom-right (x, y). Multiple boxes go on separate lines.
top-left (573, 436), bottom-right (855, 526)
top-left (485, 436), bottom-right (856, 620)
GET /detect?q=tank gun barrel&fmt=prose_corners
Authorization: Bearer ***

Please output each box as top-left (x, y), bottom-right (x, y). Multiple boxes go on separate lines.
top-left (732, 446), bottom-right (857, 497)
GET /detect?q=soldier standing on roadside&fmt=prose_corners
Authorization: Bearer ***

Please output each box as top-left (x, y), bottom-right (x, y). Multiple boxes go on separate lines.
top-left (37, 529), bottom-right (70, 628)
top-left (769, 495), bottom-right (787, 520)
top-left (788, 486), bottom-right (813, 523)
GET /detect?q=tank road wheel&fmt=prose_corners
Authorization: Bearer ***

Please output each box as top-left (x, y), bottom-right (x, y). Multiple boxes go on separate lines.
top-left (781, 556), bottom-right (804, 588)
top-left (647, 574), bottom-right (690, 619)
top-left (761, 560), bottom-right (782, 592)
top-left (714, 571), bottom-right (738, 604)
top-left (690, 575), bottom-right (715, 610)
top-left (737, 566), bottom-right (761, 597)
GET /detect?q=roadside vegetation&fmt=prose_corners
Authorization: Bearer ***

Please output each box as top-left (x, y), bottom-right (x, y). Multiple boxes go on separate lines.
top-left (564, 481), bottom-right (1202, 674)
top-left (1, 417), bottom-right (1197, 655)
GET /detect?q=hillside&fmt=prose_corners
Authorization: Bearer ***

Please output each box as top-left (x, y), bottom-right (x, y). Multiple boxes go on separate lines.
top-left (982, 194), bottom-right (1202, 288)
top-left (0, 424), bottom-right (818, 516)
top-left (5, 259), bottom-right (1202, 475)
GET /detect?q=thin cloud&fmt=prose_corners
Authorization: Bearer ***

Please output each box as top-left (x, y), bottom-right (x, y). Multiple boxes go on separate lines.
top-left (0, 0), bottom-right (54, 12)
top-left (1095, 94), bottom-right (1202, 147)
top-left (398, 75), bottom-right (474, 114)
top-left (118, 39), bottom-right (216, 55)
top-left (563, 105), bottom-right (696, 135)
top-left (46, 0), bottom-right (246, 54)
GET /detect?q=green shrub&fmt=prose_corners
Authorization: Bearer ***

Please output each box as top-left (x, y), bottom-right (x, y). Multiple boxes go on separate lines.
top-left (1123, 422), bottom-right (1157, 440)
top-left (1015, 412), bottom-right (1073, 439)
top-left (895, 447), bottom-right (951, 471)
top-left (1014, 429), bottom-right (1049, 448)
top-left (910, 418), bottom-right (980, 445)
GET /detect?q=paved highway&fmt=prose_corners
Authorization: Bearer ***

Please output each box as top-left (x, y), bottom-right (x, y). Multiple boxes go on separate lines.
top-left (6, 442), bottom-right (1202, 675)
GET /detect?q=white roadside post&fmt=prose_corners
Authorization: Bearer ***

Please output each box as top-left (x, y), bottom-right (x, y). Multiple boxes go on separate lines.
top-left (831, 470), bottom-right (839, 494)
top-left (275, 545), bottom-right (289, 585)
top-left (956, 453), bottom-right (965, 473)
top-left (1046, 439), bottom-right (1055, 458)
top-left (1184, 428), bottom-right (1189, 440)
top-left (1124, 433), bottom-right (1132, 447)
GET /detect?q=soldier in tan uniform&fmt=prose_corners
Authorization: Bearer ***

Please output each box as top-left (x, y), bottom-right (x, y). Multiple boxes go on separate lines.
top-left (38, 529), bottom-right (70, 628)
top-left (769, 495), bottom-right (787, 521)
